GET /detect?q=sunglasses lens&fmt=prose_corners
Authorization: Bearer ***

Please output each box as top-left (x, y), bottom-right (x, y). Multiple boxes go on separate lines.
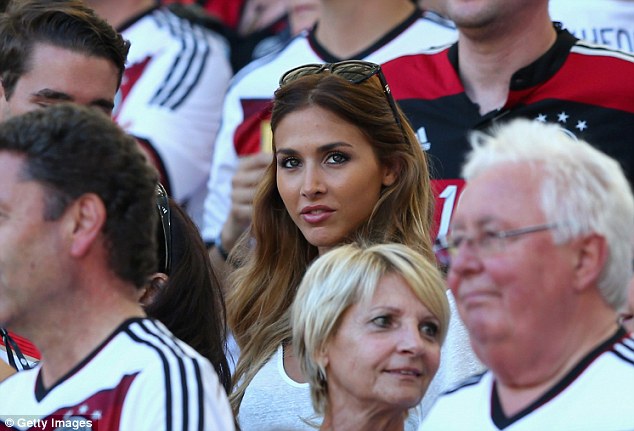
top-left (331, 62), bottom-right (378, 83)
top-left (280, 65), bottom-right (323, 85)
top-left (280, 61), bottom-right (379, 86)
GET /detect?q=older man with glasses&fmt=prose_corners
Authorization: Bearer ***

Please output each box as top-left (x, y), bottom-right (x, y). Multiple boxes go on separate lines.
top-left (424, 119), bottom-right (634, 430)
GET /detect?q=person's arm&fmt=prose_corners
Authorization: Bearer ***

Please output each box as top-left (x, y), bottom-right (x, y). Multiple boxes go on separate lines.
top-left (208, 152), bottom-right (271, 289)
top-left (220, 152), bottom-right (271, 252)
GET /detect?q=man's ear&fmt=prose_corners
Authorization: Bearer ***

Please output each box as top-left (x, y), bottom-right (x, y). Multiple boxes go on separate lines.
top-left (68, 193), bottom-right (107, 258)
top-left (572, 233), bottom-right (608, 292)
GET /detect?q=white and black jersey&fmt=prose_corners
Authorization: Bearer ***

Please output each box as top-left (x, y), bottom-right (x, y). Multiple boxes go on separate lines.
top-left (0, 318), bottom-right (234, 431)
top-left (114, 6), bottom-right (233, 227)
top-left (419, 328), bottom-right (634, 430)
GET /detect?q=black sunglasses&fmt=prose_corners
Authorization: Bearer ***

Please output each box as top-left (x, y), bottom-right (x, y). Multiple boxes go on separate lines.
top-left (156, 183), bottom-right (172, 275)
top-left (279, 60), bottom-right (404, 133)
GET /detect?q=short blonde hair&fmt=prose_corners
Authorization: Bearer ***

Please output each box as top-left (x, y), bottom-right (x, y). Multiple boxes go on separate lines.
top-left (291, 242), bottom-right (450, 415)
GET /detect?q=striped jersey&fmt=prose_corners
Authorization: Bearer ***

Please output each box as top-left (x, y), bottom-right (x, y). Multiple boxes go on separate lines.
top-left (114, 6), bottom-right (232, 227)
top-left (419, 328), bottom-right (634, 430)
top-left (0, 318), bottom-right (234, 431)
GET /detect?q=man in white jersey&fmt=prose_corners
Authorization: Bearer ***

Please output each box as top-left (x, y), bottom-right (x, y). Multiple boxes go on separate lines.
top-left (0, 0), bottom-right (132, 374)
top-left (202, 0), bottom-right (456, 267)
top-left (423, 119), bottom-right (634, 430)
top-left (0, 104), bottom-right (234, 431)
top-left (87, 0), bottom-right (233, 227)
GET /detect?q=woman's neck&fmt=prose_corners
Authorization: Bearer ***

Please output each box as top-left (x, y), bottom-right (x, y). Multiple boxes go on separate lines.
top-left (320, 406), bottom-right (405, 431)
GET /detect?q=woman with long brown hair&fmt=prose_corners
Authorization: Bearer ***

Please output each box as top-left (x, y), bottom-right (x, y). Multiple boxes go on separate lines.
top-left (227, 61), bottom-right (435, 430)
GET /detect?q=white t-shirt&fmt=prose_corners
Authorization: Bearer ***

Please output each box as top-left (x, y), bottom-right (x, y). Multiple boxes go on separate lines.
top-left (238, 344), bottom-right (316, 431)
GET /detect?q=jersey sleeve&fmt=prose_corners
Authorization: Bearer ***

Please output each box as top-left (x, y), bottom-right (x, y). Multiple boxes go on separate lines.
top-left (117, 11), bottom-right (233, 225)
top-left (201, 79), bottom-right (244, 242)
top-left (119, 344), bottom-right (235, 431)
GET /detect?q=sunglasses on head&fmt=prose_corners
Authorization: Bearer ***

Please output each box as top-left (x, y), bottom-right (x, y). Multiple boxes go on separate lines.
top-left (279, 60), bottom-right (404, 133)
top-left (156, 183), bottom-right (171, 275)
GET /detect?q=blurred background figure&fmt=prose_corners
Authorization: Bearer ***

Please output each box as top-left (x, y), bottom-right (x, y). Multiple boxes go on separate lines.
top-left (292, 242), bottom-right (450, 431)
top-left (383, 0), bottom-right (634, 247)
top-left (87, 0), bottom-right (233, 228)
top-left (162, 0), bottom-right (320, 72)
top-left (288, 0), bottom-right (320, 36)
top-left (549, 0), bottom-right (634, 53)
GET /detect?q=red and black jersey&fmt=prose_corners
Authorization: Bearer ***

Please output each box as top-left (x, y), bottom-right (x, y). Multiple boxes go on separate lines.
top-left (383, 26), bottom-right (634, 239)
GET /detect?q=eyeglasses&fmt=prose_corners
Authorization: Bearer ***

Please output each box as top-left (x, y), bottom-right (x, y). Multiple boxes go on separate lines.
top-left (279, 60), bottom-right (404, 132)
top-left (156, 183), bottom-right (172, 275)
top-left (435, 223), bottom-right (560, 268)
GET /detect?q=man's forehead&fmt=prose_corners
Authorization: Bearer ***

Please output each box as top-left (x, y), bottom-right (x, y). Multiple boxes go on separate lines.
top-left (453, 165), bottom-right (544, 225)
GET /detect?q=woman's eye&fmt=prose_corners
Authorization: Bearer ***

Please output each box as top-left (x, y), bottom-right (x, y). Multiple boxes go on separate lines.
top-left (371, 315), bottom-right (392, 328)
top-left (279, 157), bottom-right (301, 169)
top-left (325, 152), bottom-right (348, 164)
top-left (420, 322), bottom-right (439, 338)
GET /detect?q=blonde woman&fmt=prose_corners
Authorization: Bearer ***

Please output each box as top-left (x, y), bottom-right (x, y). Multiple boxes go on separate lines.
top-left (292, 242), bottom-right (450, 431)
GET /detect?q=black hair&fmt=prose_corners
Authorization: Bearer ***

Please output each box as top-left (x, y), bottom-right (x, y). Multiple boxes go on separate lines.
top-left (0, 103), bottom-right (158, 287)
top-left (0, 0), bottom-right (129, 98)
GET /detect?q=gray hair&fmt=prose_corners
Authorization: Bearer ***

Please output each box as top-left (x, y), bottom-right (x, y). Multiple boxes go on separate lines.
top-left (463, 119), bottom-right (634, 309)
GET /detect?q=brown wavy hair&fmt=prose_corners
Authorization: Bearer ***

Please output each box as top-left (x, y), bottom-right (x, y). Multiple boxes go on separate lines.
top-left (227, 71), bottom-right (435, 415)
